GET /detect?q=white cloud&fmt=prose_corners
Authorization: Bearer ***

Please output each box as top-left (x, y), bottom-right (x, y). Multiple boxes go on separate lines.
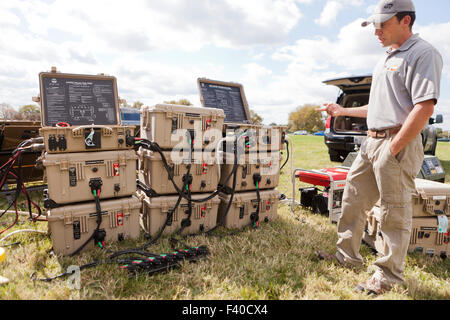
top-left (8, 0), bottom-right (303, 52)
top-left (0, 0), bottom-right (304, 110)
top-left (315, 1), bottom-right (343, 26)
top-left (416, 22), bottom-right (450, 79)
top-left (315, 0), bottom-right (364, 27)
top-left (274, 19), bottom-right (382, 72)
top-left (0, 7), bottom-right (20, 27)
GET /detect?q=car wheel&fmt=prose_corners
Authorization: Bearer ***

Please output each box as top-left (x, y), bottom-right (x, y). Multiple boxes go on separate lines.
top-left (329, 150), bottom-right (347, 162)
top-left (330, 153), bottom-right (342, 162)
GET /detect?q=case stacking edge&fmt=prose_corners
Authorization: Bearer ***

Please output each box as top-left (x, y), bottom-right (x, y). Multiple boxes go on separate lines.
top-left (47, 196), bottom-right (142, 256)
top-left (220, 152), bottom-right (281, 193)
top-left (413, 179), bottom-right (450, 217)
top-left (218, 189), bottom-right (280, 230)
top-left (222, 123), bottom-right (287, 152)
top-left (137, 148), bottom-right (220, 195)
top-left (40, 125), bottom-right (136, 154)
top-left (138, 191), bottom-right (220, 236)
top-left (363, 205), bottom-right (450, 258)
top-left (43, 149), bottom-right (138, 207)
top-left (140, 104), bottom-right (225, 150)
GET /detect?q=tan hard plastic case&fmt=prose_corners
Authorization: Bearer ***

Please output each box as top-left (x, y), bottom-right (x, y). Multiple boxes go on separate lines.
top-left (47, 196), bottom-right (142, 256)
top-left (39, 125), bottom-right (136, 153)
top-left (412, 178), bottom-right (450, 217)
top-left (223, 123), bottom-right (287, 152)
top-left (138, 191), bottom-right (220, 236)
top-left (140, 104), bottom-right (225, 150)
top-left (38, 70), bottom-right (121, 127)
top-left (43, 150), bottom-right (137, 205)
top-left (220, 152), bottom-right (281, 192)
top-left (0, 120), bottom-right (41, 151)
top-left (364, 206), bottom-right (449, 258)
top-left (218, 189), bottom-right (280, 229)
top-left (137, 148), bottom-right (220, 195)
top-left (409, 216), bottom-right (449, 257)
top-left (197, 78), bottom-right (251, 122)
top-left (362, 205), bottom-right (386, 254)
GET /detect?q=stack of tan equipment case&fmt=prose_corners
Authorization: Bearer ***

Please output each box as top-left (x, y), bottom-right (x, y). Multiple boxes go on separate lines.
top-left (198, 78), bottom-right (285, 230)
top-left (138, 104), bottom-right (225, 236)
top-left (363, 178), bottom-right (450, 259)
top-left (37, 67), bottom-right (141, 256)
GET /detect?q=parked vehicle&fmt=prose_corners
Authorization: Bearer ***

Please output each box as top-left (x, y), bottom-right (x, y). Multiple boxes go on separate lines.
top-left (120, 107), bottom-right (141, 136)
top-left (322, 75), bottom-right (443, 162)
top-left (292, 130), bottom-right (308, 135)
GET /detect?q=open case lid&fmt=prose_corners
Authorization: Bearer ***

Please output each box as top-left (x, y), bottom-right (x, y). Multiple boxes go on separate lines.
top-left (38, 67), bottom-right (121, 127)
top-left (414, 178), bottom-right (450, 199)
top-left (197, 78), bottom-right (250, 123)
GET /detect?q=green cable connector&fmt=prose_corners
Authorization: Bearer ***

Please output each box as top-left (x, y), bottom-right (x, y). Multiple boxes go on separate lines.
top-left (98, 241), bottom-right (103, 248)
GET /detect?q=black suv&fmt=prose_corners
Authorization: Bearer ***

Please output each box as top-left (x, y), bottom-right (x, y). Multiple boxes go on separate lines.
top-left (323, 75), bottom-right (443, 162)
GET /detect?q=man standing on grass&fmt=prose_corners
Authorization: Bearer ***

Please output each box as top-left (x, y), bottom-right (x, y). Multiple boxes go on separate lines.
top-left (317, 0), bottom-right (443, 295)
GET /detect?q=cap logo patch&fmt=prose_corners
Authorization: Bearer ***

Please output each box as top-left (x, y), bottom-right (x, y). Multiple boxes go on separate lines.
top-left (384, 3), bottom-right (394, 9)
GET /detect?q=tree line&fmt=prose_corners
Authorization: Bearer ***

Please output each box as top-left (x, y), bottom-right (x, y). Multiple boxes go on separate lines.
top-left (1, 98), bottom-right (269, 126)
top-left (0, 103), bottom-right (41, 121)
top-left (288, 104), bottom-right (326, 133)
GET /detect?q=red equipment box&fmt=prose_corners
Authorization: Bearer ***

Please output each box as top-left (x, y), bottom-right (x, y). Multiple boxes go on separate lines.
top-left (294, 167), bottom-right (349, 224)
top-left (297, 167), bottom-right (349, 188)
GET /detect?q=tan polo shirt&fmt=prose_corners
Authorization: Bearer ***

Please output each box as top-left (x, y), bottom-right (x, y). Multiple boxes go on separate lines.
top-left (367, 33), bottom-right (443, 131)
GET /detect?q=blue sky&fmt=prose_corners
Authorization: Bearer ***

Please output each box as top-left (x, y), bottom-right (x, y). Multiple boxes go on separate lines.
top-left (0, 0), bottom-right (449, 130)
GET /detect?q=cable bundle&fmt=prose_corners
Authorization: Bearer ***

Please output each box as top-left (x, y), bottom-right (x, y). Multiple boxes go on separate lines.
top-left (0, 138), bottom-right (45, 235)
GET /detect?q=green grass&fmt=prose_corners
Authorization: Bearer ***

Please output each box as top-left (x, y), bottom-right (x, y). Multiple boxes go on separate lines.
top-left (0, 136), bottom-right (449, 300)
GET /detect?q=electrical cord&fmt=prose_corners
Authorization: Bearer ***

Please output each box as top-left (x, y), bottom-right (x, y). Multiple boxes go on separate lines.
top-left (0, 229), bottom-right (48, 245)
top-left (136, 131), bottom-right (247, 204)
top-left (280, 140), bottom-right (290, 172)
top-left (0, 147), bottom-right (24, 235)
top-left (68, 189), bottom-right (103, 257)
top-left (108, 131), bottom-right (195, 258)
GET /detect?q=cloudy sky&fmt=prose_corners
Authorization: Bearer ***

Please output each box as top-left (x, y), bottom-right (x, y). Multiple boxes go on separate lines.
top-left (1, 0), bottom-right (449, 130)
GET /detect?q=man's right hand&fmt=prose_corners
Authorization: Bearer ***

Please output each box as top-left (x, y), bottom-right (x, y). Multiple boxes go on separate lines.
top-left (317, 103), bottom-right (344, 117)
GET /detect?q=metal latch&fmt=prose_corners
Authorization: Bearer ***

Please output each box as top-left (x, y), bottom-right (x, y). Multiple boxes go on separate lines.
top-left (60, 160), bottom-right (69, 171)
top-left (64, 213), bottom-right (73, 225)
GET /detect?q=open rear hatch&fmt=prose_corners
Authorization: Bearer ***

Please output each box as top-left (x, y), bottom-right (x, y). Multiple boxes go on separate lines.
top-left (323, 75), bottom-right (371, 134)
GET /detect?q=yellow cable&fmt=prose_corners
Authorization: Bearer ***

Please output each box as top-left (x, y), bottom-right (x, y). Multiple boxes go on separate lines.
top-left (0, 248), bottom-right (5, 264)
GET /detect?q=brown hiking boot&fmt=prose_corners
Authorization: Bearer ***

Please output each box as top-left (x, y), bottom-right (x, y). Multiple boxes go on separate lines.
top-left (317, 251), bottom-right (340, 263)
top-left (355, 277), bottom-right (391, 296)
top-left (317, 251), bottom-right (363, 270)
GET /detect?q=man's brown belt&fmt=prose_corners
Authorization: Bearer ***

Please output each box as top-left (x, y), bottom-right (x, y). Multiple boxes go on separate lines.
top-left (367, 126), bottom-right (402, 139)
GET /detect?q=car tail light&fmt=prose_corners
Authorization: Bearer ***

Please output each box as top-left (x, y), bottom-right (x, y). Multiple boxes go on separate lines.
top-left (325, 116), bottom-right (331, 134)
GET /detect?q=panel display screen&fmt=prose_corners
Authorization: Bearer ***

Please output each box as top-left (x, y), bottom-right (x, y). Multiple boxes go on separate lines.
top-left (41, 75), bottom-right (119, 126)
top-left (199, 81), bottom-right (249, 123)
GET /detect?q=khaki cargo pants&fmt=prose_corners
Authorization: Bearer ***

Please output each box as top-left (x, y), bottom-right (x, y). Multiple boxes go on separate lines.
top-left (335, 133), bottom-right (423, 285)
